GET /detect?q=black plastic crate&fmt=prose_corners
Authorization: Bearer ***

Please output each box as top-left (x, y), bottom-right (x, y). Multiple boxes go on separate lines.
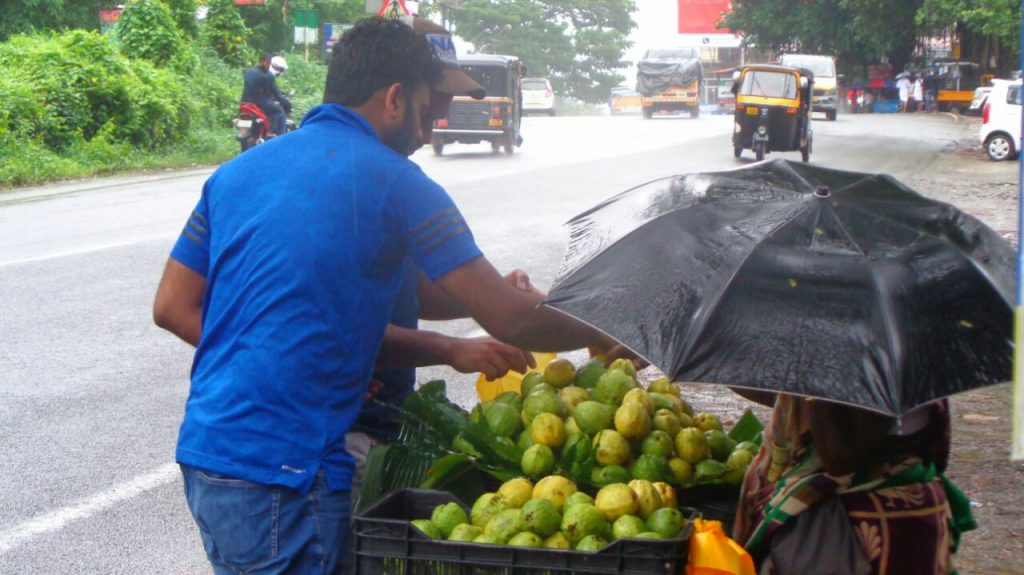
top-left (353, 488), bottom-right (694, 575)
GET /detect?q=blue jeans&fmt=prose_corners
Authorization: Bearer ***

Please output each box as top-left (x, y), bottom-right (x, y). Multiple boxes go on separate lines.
top-left (181, 465), bottom-right (351, 575)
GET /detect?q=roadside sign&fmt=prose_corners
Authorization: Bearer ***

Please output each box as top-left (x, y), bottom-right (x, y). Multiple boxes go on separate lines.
top-left (294, 9), bottom-right (318, 45)
top-left (99, 9), bottom-right (122, 35)
top-left (323, 22), bottom-right (352, 55)
top-left (377, 0), bottom-right (410, 17)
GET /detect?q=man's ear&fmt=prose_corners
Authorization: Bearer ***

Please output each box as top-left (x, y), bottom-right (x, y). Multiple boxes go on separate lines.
top-left (382, 83), bottom-right (405, 121)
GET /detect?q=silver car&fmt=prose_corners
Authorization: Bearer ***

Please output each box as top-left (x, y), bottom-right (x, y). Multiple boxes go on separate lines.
top-left (522, 77), bottom-right (556, 116)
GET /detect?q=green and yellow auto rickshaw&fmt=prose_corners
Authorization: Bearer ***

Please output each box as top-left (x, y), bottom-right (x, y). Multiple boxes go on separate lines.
top-left (732, 64), bottom-right (814, 162)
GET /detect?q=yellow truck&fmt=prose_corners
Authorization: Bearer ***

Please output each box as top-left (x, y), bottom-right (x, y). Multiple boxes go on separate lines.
top-left (637, 48), bottom-right (703, 119)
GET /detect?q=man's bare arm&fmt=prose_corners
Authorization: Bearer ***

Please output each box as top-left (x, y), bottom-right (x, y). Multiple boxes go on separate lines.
top-left (153, 257), bottom-right (205, 347)
top-left (419, 269), bottom-right (544, 320)
top-left (434, 256), bottom-right (616, 352)
top-left (376, 324), bottom-right (534, 379)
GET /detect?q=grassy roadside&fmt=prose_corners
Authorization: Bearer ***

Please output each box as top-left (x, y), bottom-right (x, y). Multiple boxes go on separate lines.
top-left (0, 127), bottom-right (238, 192)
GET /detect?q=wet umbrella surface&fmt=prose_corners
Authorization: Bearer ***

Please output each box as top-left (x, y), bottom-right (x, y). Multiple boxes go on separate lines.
top-left (546, 160), bottom-right (1015, 416)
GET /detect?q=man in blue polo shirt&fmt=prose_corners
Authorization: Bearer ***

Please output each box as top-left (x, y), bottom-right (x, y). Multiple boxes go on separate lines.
top-left (153, 17), bottom-right (619, 575)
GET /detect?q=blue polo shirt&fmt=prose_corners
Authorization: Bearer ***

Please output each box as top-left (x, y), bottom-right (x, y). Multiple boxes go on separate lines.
top-left (170, 104), bottom-right (482, 493)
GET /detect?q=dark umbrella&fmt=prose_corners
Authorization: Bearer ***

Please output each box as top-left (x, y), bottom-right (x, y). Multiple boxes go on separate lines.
top-left (546, 160), bottom-right (1014, 416)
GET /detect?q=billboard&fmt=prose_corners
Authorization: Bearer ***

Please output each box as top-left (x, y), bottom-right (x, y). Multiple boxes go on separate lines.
top-left (677, 0), bottom-right (731, 34)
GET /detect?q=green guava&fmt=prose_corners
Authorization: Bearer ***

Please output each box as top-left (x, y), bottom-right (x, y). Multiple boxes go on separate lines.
top-left (614, 402), bottom-right (651, 439)
top-left (668, 457), bottom-right (694, 484)
top-left (543, 531), bottom-right (572, 549)
top-left (735, 440), bottom-right (760, 454)
top-left (574, 359), bottom-right (607, 389)
top-left (591, 465), bottom-right (632, 487)
top-left (532, 475), bottom-right (577, 512)
top-left (726, 448), bottom-right (755, 470)
top-left (448, 523), bottom-right (482, 542)
top-left (544, 357), bottom-right (576, 388)
top-left (521, 392), bottom-right (566, 427)
top-left (694, 459), bottom-right (727, 483)
top-left (559, 386), bottom-right (590, 413)
top-left (674, 427), bottom-right (710, 464)
top-left (607, 358), bottom-right (637, 378)
top-left (635, 531), bottom-right (662, 539)
top-left (705, 429), bottom-right (732, 462)
top-left (520, 372), bottom-right (547, 396)
top-left (630, 454), bottom-right (669, 483)
top-left (652, 482), bottom-right (677, 510)
top-left (627, 479), bottom-right (663, 519)
top-left (530, 412), bottom-right (567, 448)
top-left (641, 430), bottom-right (675, 458)
top-left (575, 534), bottom-right (609, 552)
top-left (482, 401), bottom-right (522, 438)
top-left (484, 508), bottom-right (524, 543)
top-left (471, 492), bottom-right (509, 528)
top-left (563, 491), bottom-right (595, 510)
top-left (648, 392), bottom-right (675, 413)
top-left (411, 519), bottom-right (442, 539)
top-left (612, 515), bottom-right (647, 539)
top-left (564, 415), bottom-right (581, 436)
top-left (573, 400), bottom-right (615, 435)
top-left (645, 507), bottom-right (685, 539)
top-left (622, 387), bottom-right (655, 416)
top-left (651, 409), bottom-right (682, 438)
top-left (560, 503), bottom-right (609, 545)
top-left (508, 531), bottom-right (543, 547)
top-left (521, 443), bottom-right (556, 477)
top-left (594, 482), bottom-right (639, 522)
top-left (693, 412), bottom-right (723, 432)
top-left (473, 532), bottom-right (504, 545)
top-left (431, 502), bottom-right (469, 538)
top-left (494, 390), bottom-right (523, 412)
top-left (647, 377), bottom-right (672, 394)
top-left (591, 370), bottom-right (636, 406)
top-left (593, 429), bottom-right (631, 466)
top-left (497, 477), bottom-right (534, 509)
top-left (517, 428), bottom-right (534, 450)
top-left (521, 497), bottom-right (562, 537)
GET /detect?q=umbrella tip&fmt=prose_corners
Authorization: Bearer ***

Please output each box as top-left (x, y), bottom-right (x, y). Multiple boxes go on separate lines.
top-left (814, 186), bottom-right (831, 198)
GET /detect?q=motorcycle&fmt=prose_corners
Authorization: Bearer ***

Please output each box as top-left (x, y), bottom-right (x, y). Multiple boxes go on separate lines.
top-left (234, 101), bottom-right (296, 153)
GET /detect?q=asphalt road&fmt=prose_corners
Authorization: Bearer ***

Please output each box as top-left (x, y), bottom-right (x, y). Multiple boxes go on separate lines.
top-left (0, 111), bottom-right (978, 573)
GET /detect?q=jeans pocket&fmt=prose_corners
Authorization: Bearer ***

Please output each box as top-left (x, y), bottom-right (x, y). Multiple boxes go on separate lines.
top-left (187, 468), bottom-right (279, 571)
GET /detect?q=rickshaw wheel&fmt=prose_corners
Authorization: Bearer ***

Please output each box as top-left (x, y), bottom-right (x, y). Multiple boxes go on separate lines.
top-left (491, 141), bottom-right (501, 153)
top-left (754, 142), bottom-right (766, 161)
top-left (733, 146), bottom-right (742, 158)
top-left (432, 142), bottom-right (445, 156)
top-left (801, 146), bottom-right (810, 163)
top-left (503, 134), bottom-right (515, 155)
top-left (642, 108), bottom-right (653, 119)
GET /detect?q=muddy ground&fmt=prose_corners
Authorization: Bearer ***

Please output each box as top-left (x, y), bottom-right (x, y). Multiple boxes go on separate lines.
top-left (666, 117), bottom-right (1024, 575)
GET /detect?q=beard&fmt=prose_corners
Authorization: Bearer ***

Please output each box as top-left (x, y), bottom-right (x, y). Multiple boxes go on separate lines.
top-left (381, 94), bottom-right (420, 157)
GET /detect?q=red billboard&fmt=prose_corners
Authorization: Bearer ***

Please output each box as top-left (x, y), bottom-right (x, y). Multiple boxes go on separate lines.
top-left (677, 0), bottom-right (731, 34)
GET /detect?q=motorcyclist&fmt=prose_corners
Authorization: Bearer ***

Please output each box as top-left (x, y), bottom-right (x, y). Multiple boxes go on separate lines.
top-left (241, 53), bottom-right (292, 137)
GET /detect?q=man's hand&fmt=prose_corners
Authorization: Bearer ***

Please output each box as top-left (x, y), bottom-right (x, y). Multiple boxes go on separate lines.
top-left (447, 337), bottom-right (536, 380)
top-left (503, 269), bottom-right (545, 298)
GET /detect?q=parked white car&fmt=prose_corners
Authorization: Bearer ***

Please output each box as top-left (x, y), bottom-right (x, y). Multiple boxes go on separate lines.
top-left (521, 77), bottom-right (556, 116)
top-left (980, 79), bottom-right (1021, 161)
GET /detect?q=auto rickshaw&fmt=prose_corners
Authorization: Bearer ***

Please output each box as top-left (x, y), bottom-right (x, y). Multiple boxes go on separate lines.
top-left (432, 54), bottom-right (524, 155)
top-left (731, 64), bottom-right (814, 162)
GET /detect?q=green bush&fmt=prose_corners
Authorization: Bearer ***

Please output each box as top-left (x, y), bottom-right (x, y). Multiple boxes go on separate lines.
top-left (203, 0), bottom-right (253, 67)
top-left (115, 0), bottom-right (189, 66)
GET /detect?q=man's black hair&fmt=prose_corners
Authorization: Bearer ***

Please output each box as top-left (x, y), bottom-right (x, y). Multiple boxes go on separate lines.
top-left (259, 52), bottom-right (272, 63)
top-left (323, 17), bottom-right (443, 107)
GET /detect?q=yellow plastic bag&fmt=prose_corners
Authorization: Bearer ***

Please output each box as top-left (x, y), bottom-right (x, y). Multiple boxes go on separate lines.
top-left (686, 519), bottom-right (755, 575)
top-left (475, 352), bottom-right (556, 401)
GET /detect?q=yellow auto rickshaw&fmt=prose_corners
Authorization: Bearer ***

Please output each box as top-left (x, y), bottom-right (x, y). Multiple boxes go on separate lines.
top-left (731, 64), bottom-right (814, 162)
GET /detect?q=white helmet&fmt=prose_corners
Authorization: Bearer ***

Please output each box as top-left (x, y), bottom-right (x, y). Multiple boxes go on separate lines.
top-left (270, 56), bottom-right (288, 76)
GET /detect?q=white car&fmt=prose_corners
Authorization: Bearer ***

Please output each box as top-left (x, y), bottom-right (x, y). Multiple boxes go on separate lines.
top-left (980, 79), bottom-right (1022, 161)
top-left (521, 77), bottom-right (556, 116)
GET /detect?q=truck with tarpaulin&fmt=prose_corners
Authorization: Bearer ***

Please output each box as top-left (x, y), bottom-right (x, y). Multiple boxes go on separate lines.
top-left (636, 48), bottom-right (704, 119)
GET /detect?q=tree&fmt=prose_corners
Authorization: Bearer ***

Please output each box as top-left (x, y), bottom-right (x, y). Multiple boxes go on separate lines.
top-left (116, 0), bottom-right (188, 65)
top-left (917, 0), bottom-right (1019, 74)
top-left (719, 0), bottom-right (922, 75)
top-left (203, 0), bottom-right (253, 67)
top-left (447, 0), bottom-right (636, 103)
top-left (238, 0), bottom-right (365, 56)
top-left (0, 0), bottom-right (113, 41)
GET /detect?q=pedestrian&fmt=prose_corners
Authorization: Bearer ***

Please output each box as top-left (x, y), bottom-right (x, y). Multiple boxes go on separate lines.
top-left (896, 73), bottom-right (912, 113)
top-left (345, 17), bottom-right (557, 508)
top-left (153, 17), bottom-right (621, 575)
top-left (731, 392), bottom-right (976, 574)
top-left (924, 71), bottom-right (940, 112)
top-left (913, 74), bottom-right (924, 112)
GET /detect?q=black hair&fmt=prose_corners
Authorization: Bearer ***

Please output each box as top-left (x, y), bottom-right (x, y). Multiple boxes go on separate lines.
top-left (259, 53), bottom-right (272, 63)
top-left (323, 17), bottom-right (443, 107)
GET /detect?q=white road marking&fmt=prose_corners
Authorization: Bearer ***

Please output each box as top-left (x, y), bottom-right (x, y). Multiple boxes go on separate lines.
top-left (0, 236), bottom-right (170, 268)
top-left (0, 463), bottom-right (179, 555)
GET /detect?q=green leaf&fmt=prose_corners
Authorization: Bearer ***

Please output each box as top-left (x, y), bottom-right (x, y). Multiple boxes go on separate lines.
top-left (728, 408), bottom-right (764, 444)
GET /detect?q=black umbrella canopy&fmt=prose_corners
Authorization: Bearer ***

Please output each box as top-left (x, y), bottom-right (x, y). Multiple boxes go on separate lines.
top-left (546, 160), bottom-right (1015, 416)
